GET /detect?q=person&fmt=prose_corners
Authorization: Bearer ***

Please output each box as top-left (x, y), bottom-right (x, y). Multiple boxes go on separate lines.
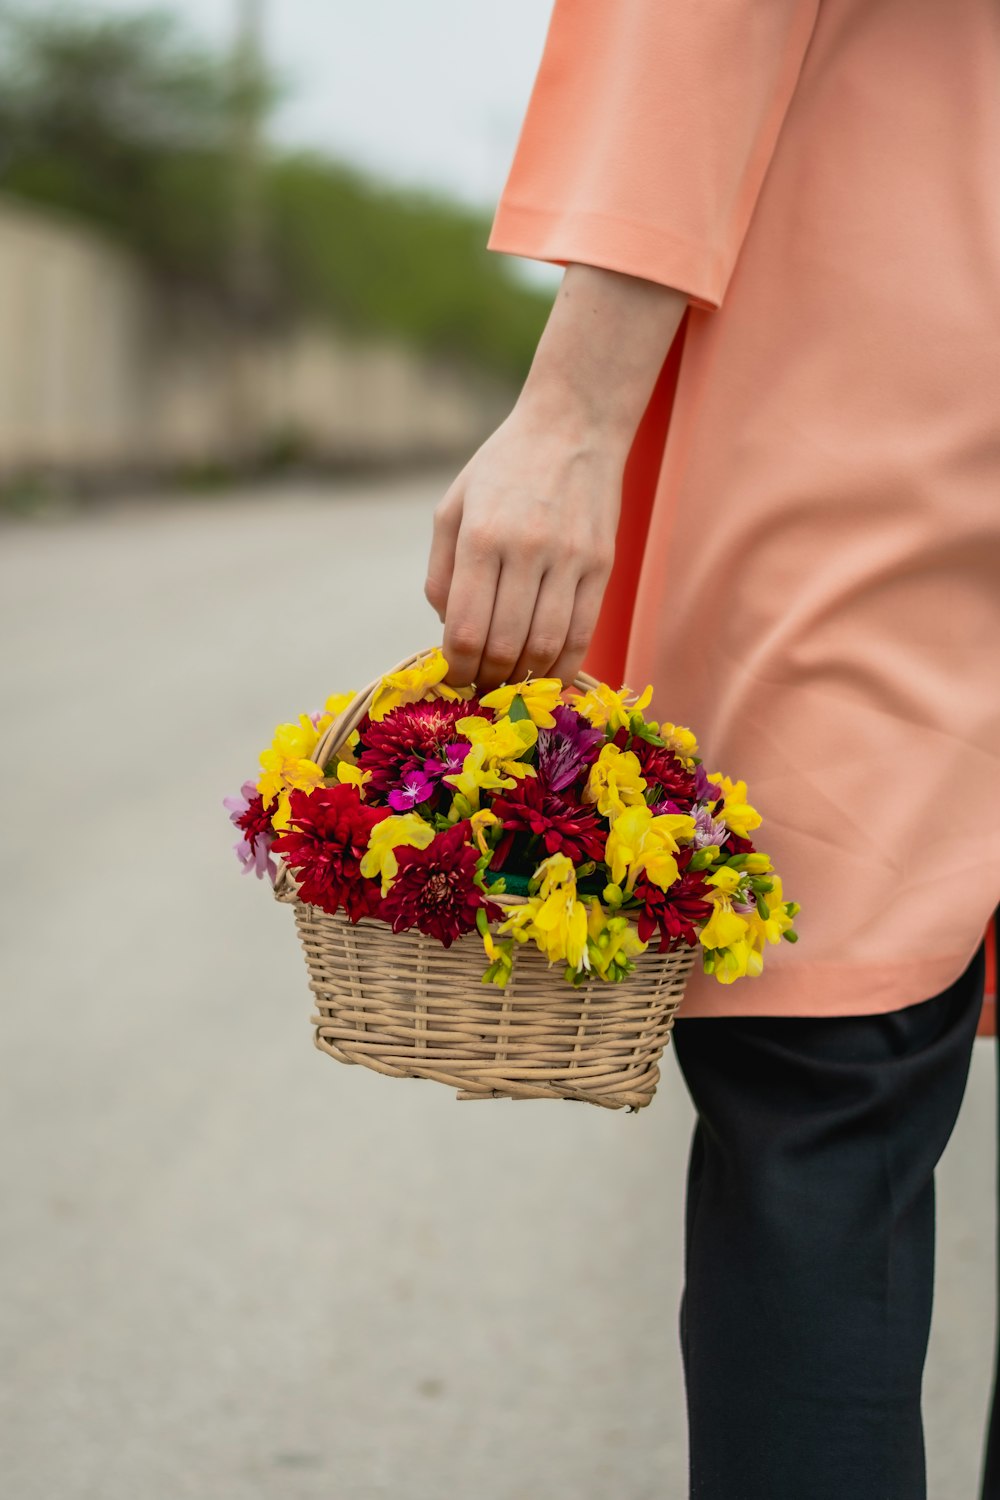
top-left (423, 1), bottom-right (1000, 1495)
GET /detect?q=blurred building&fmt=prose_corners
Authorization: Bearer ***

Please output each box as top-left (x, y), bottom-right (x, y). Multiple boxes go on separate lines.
top-left (0, 196), bottom-right (513, 483)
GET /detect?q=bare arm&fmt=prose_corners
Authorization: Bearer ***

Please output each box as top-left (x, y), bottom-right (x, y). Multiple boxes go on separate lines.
top-left (425, 261), bottom-right (688, 691)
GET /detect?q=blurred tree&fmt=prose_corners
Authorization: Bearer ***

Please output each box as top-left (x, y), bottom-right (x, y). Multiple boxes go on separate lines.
top-left (0, 3), bottom-right (551, 380)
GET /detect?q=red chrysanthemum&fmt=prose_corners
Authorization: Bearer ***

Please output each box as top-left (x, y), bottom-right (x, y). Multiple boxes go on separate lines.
top-left (610, 725), bottom-right (699, 811)
top-left (380, 822), bottom-right (500, 947)
top-left (272, 783), bottom-right (388, 921)
top-left (633, 853), bottom-right (713, 954)
top-left (355, 698), bottom-right (481, 798)
top-left (235, 790), bottom-right (278, 850)
top-left (490, 774), bottom-right (607, 869)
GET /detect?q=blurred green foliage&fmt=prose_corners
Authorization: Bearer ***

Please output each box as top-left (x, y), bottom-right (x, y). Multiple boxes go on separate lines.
top-left (0, 4), bottom-right (552, 382)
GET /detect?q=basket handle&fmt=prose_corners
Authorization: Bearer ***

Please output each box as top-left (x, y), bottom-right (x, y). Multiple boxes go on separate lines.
top-left (310, 643), bottom-right (602, 770)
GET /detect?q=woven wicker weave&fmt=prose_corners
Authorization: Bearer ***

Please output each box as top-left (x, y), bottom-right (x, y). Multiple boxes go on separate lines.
top-left (273, 648), bottom-right (697, 1111)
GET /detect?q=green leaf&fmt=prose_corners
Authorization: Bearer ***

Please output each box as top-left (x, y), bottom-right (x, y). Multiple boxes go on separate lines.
top-left (507, 693), bottom-right (531, 723)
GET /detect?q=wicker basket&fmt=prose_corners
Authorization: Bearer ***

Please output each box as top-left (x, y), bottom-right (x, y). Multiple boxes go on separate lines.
top-left (273, 649), bottom-right (697, 1111)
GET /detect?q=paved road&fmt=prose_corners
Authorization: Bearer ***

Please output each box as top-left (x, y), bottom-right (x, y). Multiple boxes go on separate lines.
top-left (1, 473), bottom-right (996, 1499)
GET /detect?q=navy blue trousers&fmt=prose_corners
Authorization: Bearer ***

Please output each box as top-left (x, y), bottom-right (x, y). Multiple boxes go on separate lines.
top-left (672, 935), bottom-right (990, 1500)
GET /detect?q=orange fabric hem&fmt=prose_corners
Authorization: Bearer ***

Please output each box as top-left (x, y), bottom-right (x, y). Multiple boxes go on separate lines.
top-left (485, 200), bottom-right (722, 311)
top-left (675, 943), bottom-right (985, 1020)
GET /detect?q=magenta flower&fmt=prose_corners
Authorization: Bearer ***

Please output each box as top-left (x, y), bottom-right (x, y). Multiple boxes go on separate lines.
top-left (388, 768), bottom-right (437, 811)
top-left (424, 742), bottom-right (470, 782)
top-left (223, 779), bottom-right (278, 882)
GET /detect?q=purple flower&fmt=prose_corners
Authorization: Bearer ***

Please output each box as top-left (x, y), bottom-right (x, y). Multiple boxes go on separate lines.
top-left (692, 803), bottom-right (728, 851)
top-left (536, 704), bottom-right (604, 792)
top-left (424, 742), bottom-right (469, 782)
top-left (223, 779), bottom-right (278, 882)
top-left (388, 768), bottom-right (436, 811)
top-left (693, 763), bottom-right (714, 801)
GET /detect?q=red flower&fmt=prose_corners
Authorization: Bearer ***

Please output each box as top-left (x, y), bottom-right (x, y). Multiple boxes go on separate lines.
top-left (633, 853), bottom-right (713, 954)
top-left (490, 775), bottom-right (606, 868)
top-left (610, 725), bottom-right (699, 811)
top-left (356, 698), bottom-right (481, 800)
top-left (272, 783), bottom-right (388, 922)
top-left (380, 822), bottom-right (501, 947)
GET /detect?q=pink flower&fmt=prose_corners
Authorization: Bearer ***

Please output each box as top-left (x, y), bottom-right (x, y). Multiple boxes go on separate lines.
top-left (223, 779), bottom-right (278, 882)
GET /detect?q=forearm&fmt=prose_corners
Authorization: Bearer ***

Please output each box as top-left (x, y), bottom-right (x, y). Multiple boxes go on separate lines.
top-left (515, 262), bottom-right (689, 454)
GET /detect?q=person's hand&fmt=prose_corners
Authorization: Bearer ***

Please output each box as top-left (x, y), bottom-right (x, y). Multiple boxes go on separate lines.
top-left (424, 394), bottom-right (628, 692)
top-left (424, 262), bottom-right (689, 692)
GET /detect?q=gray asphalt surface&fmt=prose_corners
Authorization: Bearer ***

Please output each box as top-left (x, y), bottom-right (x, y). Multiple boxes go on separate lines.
top-left (1, 472), bottom-right (996, 1499)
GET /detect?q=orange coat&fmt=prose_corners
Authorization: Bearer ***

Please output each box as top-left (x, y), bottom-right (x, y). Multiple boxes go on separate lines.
top-left (486, 0), bottom-right (1000, 1017)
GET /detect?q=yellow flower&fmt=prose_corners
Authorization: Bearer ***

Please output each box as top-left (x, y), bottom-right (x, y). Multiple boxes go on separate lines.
top-left (478, 677), bottom-right (563, 728)
top-left (583, 742), bottom-right (647, 818)
top-left (443, 742), bottom-right (517, 814)
top-left (307, 691), bottom-right (360, 751)
top-left (585, 898), bottom-right (648, 981)
top-left (530, 854), bottom-right (589, 971)
top-left (336, 762), bottom-right (371, 794)
top-left (494, 853), bottom-right (589, 973)
top-left (605, 805), bottom-right (696, 893)
top-left (323, 691), bottom-right (355, 720)
top-left (495, 898), bottom-right (540, 945)
top-left (369, 648), bottom-right (474, 721)
top-left (571, 680), bottom-right (654, 733)
top-left (706, 773), bottom-right (763, 841)
top-left (257, 721), bottom-right (326, 830)
top-left (708, 939), bottom-right (763, 985)
top-left (456, 714), bottom-right (538, 778)
top-left (359, 813), bottom-right (436, 895)
top-left (659, 722), bottom-right (700, 765)
top-left (744, 876), bottom-right (798, 949)
top-left (705, 865), bottom-right (742, 895)
top-left (468, 806), bottom-right (500, 856)
top-left (699, 900), bottom-right (750, 952)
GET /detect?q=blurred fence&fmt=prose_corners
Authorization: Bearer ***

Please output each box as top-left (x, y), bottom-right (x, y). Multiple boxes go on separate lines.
top-left (0, 196), bottom-right (514, 478)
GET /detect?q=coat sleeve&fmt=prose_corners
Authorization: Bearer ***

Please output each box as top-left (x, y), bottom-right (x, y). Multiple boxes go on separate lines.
top-left (486, 0), bottom-right (820, 311)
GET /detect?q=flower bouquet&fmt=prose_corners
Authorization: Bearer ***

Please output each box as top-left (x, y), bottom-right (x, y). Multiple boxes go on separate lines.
top-left (224, 646), bottom-right (799, 1111)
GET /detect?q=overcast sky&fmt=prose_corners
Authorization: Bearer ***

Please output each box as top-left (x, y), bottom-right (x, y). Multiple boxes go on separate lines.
top-left (96, 0), bottom-right (561, 285)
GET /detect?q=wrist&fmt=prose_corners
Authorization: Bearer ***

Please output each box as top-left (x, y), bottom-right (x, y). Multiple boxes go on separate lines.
top-left (516, 261), bottom-right (688, 454)
top-left (515, 361), bottom-right (639, 458)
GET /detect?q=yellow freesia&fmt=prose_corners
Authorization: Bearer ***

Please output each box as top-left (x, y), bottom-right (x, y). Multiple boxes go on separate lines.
top-left (443, 742), bottom-right (517, 814)
top-left (456, 714), bottom-right (538, 778)
top-left (478, 677), bottom-right (563, 728)
top-left (583, 742), bottom-right (647, 819)
top-left (359, 813), bottom-right (436, 895)
top-left (257, 721), bottom-right (327, 830)
top-left (306, 691), bottom-right (360, 751)
top-left (605, 805), bottom-right (696, 893)
top-left (706, 773), bottom-right (763, 841)
top-left (529, 854), bottom-right (589, 971)
top-left (585, 898), bottom-right (648, 981)
top-left (571, 680), bottom-right (654, 733)
top-left (495, 898), bottom-right (539, 945)
top-left (659, 722), bottom-right (700, 765)
top-left (744, 876), bottom-right (798, 949)
top-left (493, 854), bottom-right (589, 973)
top-left (709, 939), bottom-right (764, 985)
top-left (706, 865), bottom-right (742, 895)
top-left (336, 762), bottom-right (371, 794)
top-left (468, 806), bottom-right (500, 856)
top-left (699, 900), bottom-right (751, 952)
top-left (369, 648), bottom-right (474, 721)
